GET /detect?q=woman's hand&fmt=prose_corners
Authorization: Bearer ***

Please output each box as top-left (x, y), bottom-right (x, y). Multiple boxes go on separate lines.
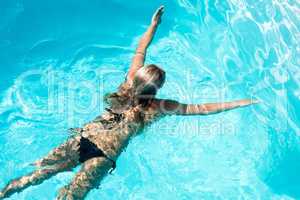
top-left (151, 6), bottom-right (164, 26)
top-left (236, 99), bottom-right (260, 107)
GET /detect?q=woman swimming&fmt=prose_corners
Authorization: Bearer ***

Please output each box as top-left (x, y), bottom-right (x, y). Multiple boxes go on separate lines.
top-left (0, 6), bottom-right (258, 200)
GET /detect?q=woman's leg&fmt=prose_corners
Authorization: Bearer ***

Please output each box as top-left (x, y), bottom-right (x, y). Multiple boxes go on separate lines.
top-left (0, 162), bottom-right (74, 199)
top-left (35, 136), bottom-right (80, 167)
top-left (0, 137), bottom-right (80, 199)
top-left (57, 157), bottom-right (113, 200)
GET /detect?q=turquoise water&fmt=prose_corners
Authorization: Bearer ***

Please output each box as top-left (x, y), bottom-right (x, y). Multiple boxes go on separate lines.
top-left (0, 0), bottom-right (300, 199)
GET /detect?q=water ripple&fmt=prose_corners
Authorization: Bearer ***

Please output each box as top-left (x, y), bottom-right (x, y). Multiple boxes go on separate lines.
top-left (0, 0), bottom-right (299, 199)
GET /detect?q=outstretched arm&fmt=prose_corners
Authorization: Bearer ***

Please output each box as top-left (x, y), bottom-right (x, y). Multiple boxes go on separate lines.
top-left (156, 99), bottom-right (259, 115)
top-left (126, 6), bottom-right (164, 84)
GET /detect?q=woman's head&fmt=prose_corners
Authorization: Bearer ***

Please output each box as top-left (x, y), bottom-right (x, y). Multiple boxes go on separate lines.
top-left (132, 64), bottom-right (165, 98)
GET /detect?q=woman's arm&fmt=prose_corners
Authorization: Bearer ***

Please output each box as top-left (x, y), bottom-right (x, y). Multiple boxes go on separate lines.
top-left (126, 6), bottom-right (164, 84)
top-left (156, 99), bottom-right (259, 115)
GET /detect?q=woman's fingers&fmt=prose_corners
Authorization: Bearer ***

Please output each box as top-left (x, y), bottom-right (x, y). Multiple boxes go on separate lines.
top-left (152, 5), bottom-right (164, 25)
top-left (251, 99), bottom-right (260, 104)
top-left (239, 99), bottom-right (260, 106)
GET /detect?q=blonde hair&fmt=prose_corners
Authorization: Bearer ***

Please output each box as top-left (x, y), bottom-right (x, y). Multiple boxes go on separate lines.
top-left (132, 64), bottom-right (165, 97)
top-left (105, 64), bottom-right (165, 111)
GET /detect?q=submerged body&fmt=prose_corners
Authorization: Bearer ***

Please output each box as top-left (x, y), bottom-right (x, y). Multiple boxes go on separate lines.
top-left (0, 6), bottom-right (258, 200)
top-left (0, 82), bottom-right (162, 199)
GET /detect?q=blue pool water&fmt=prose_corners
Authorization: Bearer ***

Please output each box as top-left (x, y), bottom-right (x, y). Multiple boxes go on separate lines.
top-left (0, 0), bottom-right (300, 199)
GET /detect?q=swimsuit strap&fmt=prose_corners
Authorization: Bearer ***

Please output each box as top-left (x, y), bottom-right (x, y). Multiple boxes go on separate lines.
top-left (91, 108), bottom-right (125, 130)
top-left (105, 108), bottom-right (125, 121)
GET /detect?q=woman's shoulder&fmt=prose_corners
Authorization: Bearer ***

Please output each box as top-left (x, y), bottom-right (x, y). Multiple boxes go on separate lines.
top-left (104, 81), bottom-right (133, 113)
top-left (148, 99), bottom-right (180, 115)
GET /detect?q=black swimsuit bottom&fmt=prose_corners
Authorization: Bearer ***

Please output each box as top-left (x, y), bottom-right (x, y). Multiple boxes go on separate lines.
top-left (72, 108), bottom-right (124, 173)
top-left (78, 137), bottom-right (116, 173)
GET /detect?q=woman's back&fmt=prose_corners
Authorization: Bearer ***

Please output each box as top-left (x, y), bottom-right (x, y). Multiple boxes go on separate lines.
top-left (81, 88), bottom-right (163, 160)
